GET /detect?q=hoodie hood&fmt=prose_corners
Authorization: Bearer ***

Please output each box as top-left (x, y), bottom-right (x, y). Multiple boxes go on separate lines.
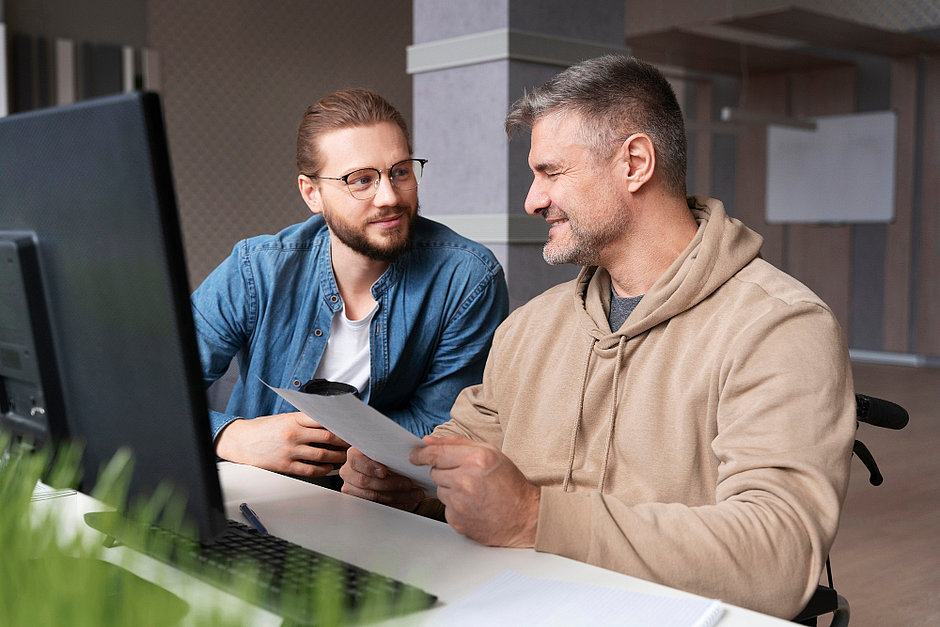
top-left (575, 196), bottom-right (763, 347)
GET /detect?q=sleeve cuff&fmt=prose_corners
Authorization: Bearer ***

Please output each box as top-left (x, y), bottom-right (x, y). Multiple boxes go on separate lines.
top-left (210, 410), bottom-right (239, 443)
top-left (534, 487), bottom-right (594, 562)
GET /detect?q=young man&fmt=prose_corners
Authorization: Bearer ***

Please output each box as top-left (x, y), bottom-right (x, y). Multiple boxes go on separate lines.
top-left (340, 57), bottom-right (857, 619)
top-left (192, 89), bottom-right (508, 479)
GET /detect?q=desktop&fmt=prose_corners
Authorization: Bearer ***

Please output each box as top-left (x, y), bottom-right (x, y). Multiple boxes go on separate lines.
top-left (0, 92), bottom-right (435, 623)
top-left (0, 91), bottom-right (225, 539)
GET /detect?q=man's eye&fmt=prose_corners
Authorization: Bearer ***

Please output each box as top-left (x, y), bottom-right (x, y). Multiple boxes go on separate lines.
top-left (348, 172), bottom-right (376, 187)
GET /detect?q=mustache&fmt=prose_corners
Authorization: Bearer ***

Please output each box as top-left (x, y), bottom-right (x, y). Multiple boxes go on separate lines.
top-left (367, 202), bottom-right (419, 222)
top-left (541, 206), bottom-right (568, 221)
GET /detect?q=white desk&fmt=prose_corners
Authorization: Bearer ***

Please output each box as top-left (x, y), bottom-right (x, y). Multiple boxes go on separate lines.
top-left (40, 462), bottom-right (791, 625)
top-left (215, 462), bottom-right (790, 626)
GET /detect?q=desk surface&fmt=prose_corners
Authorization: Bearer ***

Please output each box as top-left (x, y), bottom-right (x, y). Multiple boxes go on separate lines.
top-left (214, 462), bottom-right (790, 626)
top-left (40, 462), bottom-right (791, 625)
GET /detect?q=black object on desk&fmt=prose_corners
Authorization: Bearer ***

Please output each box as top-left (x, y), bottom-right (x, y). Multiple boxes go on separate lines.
top-left (300, 379), bottom-right (359, 396)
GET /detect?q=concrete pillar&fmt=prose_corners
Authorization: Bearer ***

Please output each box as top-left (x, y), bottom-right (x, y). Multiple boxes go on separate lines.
top-left (409, 0), bottom-right (628, 310)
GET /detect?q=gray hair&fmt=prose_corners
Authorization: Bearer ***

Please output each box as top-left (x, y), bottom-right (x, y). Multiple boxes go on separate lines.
top-left (506, 55), bottom-right (687, 197)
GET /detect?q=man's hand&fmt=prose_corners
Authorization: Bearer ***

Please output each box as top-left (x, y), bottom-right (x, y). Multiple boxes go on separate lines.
top-left (339, 447), bottom-right (426, 509)
top-left (215, 411), bottom-right (349, 477)
top-left (410, 435), bottom-right (539, 548)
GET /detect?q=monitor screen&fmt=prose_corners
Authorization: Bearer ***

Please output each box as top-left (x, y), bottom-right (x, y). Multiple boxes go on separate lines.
top-left (0, 92), bottom-right (227, 540)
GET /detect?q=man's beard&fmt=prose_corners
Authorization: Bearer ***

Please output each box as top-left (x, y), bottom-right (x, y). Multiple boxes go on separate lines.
top-left (324, 203), bottom-right (418, 263)
top-left (541, 204), bottom-right (627, 267)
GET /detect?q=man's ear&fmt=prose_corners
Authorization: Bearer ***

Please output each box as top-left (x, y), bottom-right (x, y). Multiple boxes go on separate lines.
top-left (617, 133), bottom-right (655, 193)
top-left (298, 174), bottom-right (322, 215)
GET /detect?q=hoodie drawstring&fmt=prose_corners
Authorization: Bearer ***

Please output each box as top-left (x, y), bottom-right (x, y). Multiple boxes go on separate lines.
top-left (597, 336), bottom-right (625, 492)
top-left (562, 337), bottom-right (596, 491)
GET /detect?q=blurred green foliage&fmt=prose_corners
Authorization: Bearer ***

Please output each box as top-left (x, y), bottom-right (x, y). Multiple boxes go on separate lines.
top-left (0, 433), bottom-right (426, 626)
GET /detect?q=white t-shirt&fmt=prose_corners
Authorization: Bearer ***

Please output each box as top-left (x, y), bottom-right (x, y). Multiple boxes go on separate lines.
top-left (312, 302), bottom-right (377, 396)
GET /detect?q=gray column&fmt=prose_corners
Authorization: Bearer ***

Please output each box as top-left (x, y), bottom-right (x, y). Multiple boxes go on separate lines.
top-left (410, 0), bottom-right (628, 310)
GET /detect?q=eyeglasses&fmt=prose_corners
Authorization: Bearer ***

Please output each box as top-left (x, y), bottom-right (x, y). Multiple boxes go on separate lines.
top-left (310, 158), bottom-right (428, 200)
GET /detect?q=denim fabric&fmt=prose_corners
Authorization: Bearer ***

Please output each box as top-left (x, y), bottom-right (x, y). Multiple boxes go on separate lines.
top-left (192, 214), bottom-right (508, 440)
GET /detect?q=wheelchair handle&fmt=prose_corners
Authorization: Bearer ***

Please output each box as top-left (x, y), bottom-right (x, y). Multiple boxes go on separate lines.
top-left (855, 394), bottom-right (909, 430)
top-left (853, 440), bottom-right (883, 486)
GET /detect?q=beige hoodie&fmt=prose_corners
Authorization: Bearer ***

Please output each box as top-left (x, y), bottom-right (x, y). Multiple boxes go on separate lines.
top-left (437, 197), bottom-right (856, 619)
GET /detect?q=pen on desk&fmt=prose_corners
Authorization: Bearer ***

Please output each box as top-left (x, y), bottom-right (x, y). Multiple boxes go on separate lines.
top-left (239, 502), bottom-right (268, 534)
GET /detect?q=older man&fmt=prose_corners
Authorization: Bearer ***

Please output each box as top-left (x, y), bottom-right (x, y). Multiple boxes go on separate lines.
top-left (341, 57), bottom-right (856, 619)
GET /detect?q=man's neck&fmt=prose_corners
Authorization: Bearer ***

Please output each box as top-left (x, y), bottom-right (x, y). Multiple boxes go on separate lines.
top-left (329, 239), bottom-right (388, 320)
top-left (605, 196), bottom-right (698, 298)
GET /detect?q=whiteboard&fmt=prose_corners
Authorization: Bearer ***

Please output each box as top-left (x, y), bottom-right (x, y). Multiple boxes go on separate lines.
top-left (766, 110), bottom-right (897, 223)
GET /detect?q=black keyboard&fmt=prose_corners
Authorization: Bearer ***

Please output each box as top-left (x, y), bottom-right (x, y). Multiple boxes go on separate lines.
top-left (84, 512), bottom-right (438, 625)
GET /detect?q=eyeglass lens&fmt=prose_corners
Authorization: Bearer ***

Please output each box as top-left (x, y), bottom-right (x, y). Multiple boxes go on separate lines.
top-left (345, 159), bottom-right (424, 199)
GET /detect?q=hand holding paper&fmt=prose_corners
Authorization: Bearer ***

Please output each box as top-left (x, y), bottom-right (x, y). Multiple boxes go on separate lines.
top-left (341, 446), bottom-right (430, 509)
top-left (267, 382), bottom-right (436, 494)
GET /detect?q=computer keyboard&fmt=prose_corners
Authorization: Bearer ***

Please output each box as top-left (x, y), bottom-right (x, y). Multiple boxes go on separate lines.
top-left (84, 512), bottom-right (438, 625)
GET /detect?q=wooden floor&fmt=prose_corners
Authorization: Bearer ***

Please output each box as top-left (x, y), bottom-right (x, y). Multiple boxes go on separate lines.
top-left (817, 362), bottom-right (940, 626)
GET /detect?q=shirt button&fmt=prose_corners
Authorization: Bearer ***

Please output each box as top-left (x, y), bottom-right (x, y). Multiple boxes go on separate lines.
top-left (330, 295), bottom-right (338, 303)
top-left (293, 380), bottom-right (301, 387)
top-left (314, 329), bottom-right (323, 337)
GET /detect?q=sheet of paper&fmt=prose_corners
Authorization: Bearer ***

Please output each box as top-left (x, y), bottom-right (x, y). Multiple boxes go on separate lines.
top-left (421, 571), bottom-right (724, 627)
top-left (268, 383), bottom-right (436, 494)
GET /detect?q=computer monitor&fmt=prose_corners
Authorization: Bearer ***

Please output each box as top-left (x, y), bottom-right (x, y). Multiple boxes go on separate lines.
top-left (0, 92), bottom-right (227, 540)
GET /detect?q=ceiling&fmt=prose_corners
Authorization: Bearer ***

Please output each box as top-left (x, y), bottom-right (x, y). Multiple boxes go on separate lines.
top-left (626, 7), bottom-right (940, 77)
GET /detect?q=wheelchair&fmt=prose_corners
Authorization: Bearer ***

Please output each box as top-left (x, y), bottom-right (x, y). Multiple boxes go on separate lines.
top-left (792, 393), bottom-right (910, 626)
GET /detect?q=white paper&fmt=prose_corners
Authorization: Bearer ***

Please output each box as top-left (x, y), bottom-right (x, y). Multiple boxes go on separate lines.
top-left (268, 383), bottom-right (436, 494)
top-left (422, 571), bottom-right (724, 627)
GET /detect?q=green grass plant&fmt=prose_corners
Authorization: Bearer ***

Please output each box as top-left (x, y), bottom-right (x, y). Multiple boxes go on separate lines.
top-left (0, 432), bottom-right (429, 626)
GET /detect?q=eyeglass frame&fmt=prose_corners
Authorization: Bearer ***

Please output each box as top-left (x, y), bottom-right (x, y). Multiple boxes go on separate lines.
top-left (306, 158), bottom-right (428, 200)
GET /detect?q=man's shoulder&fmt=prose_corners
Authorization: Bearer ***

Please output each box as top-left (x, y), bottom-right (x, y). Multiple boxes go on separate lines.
top-left (239, 215), bottom-right (327, 256)
top-left (410, 216), bottom-right (501, 272)
top-left (732, 257), bottom-right (831, 312)
top-left (504, 279), bottom-right (575, 325)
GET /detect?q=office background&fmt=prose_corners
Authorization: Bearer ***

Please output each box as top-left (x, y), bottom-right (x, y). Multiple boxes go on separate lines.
top-left (3, 2), bottom-right (939, 625)
top-left (3, 0), bottom-right (939, 364)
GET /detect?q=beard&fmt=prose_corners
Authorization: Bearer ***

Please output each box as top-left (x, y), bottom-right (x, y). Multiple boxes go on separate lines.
top-left (323, 202), bottom-right (418, 263)
top-left (542, 203), bottom-right (628, 267)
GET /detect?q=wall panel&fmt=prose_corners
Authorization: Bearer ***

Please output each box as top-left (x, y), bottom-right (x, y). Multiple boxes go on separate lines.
top-left (691, 80), bottom-right (713, 197)
top-left (733, 72), bottom-right (788, 269)
top-left (884, 57), bottom-right (918, 352)
top-left (916, 55), bottom-right (940, 354)
top-left (785, 66), bottom-right (856, 332)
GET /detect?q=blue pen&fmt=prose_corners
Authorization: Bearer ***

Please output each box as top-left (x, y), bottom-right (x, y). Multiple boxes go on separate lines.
top-left (239, 502), bottom-right (269, 534)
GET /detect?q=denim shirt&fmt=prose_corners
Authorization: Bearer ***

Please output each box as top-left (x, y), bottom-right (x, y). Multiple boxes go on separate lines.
top-left (192, 214), bottom-right (509, 440)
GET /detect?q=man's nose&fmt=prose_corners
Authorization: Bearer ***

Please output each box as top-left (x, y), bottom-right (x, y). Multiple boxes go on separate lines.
top-left (524, 182), bottom-right (549, 216)
top-left (372, 174), bottom-right (402, 206)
